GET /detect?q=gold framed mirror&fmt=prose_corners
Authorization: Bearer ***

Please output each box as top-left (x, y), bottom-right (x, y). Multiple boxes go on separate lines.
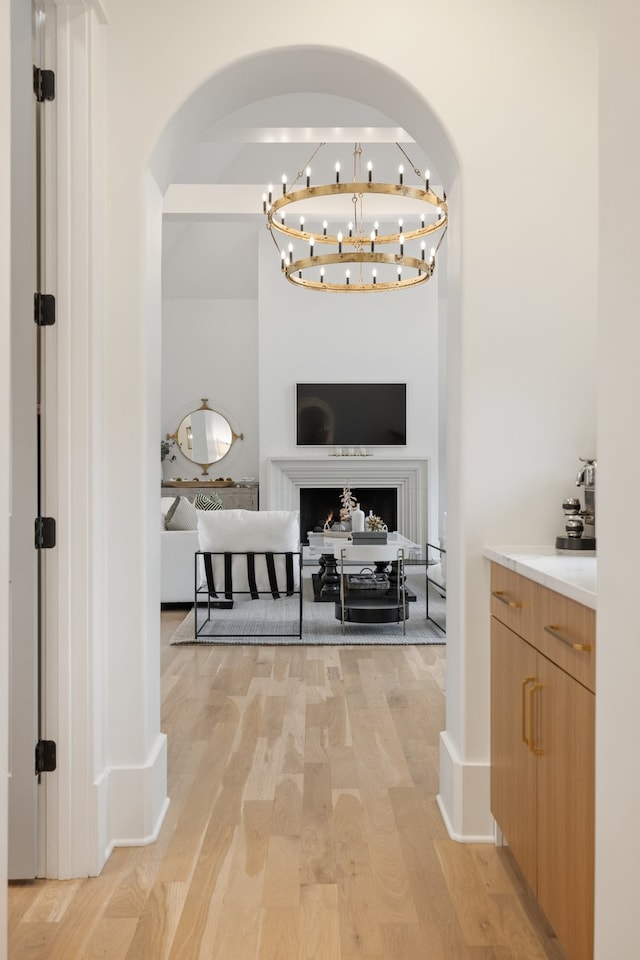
top-left (168, 399), bottom-right (243, 476)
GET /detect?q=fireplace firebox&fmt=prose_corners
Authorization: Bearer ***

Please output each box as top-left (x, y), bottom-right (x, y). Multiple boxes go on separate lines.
top-left (299, 487), bottom-right (398, 544)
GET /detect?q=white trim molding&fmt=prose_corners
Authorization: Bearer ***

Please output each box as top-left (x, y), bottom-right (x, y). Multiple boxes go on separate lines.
top-left (97, 734), bottom-right (169, 862)
top-left (50, 0), bottom-right (109, 25)
top-left (437, 730), bottom-right (493, 842)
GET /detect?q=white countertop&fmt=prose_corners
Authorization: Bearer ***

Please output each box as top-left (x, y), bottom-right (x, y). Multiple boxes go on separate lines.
top-left (482, 545), bottom-right (596, 609)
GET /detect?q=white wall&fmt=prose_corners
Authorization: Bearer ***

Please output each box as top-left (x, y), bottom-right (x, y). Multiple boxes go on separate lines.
top-left (106, 0), bottom-right (596, 850)
top-left (257, 229), bottom-right (441, 538)
top-left (161, 233), bottom-right (442, 539)
top-left (596, 3), bottom-right (640, 955)
top-left (15, 1), bottom-right (640, 956)
top-left (0, 0), bottom-right (10, 951)
top-left (34, 0), bottom-right (601, 917)
top-left (161, 298), bottom-right (259, 481)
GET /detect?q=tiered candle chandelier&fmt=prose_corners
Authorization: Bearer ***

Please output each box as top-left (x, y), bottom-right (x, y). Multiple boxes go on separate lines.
top-left (262, 142), bottom-right (448, 292)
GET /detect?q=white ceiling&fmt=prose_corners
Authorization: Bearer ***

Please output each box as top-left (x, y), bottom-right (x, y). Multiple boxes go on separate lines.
top-left (162, 93), bottom-right (438, 300)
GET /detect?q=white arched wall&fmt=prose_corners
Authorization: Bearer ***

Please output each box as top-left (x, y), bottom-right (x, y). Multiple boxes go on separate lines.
top-left (131, 9), bottom-right (597, 843)
top-left (106, 0), bottom-right (597, 854)
top-left (16, 3), bottom-right (640, 959)
top-left (142, 44), bottom-right (465, 836)
top-left (34, 0), bottom-right (600, 918)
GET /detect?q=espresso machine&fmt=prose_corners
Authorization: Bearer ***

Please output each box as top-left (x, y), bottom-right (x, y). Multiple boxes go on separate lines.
top-left (555, 457), bottom-right (597, 551)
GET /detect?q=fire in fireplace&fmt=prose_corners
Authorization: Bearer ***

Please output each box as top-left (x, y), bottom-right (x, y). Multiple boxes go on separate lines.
top-left (299, 487), bottom-right (398, 543)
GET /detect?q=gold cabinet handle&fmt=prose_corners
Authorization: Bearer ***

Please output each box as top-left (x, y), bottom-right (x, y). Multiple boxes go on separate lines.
top-left (529, 682), bottom-right (543, 756)
top-left (491, 590), bottom-right (522, 609)
top-left (521, 677), bottom-right (535, 745)
top-left (544, 624), bottom-right (592, 653)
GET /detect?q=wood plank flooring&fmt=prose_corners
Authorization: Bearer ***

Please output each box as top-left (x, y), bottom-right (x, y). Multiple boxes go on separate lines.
top-left (8, 610), bottom-right (565, 959)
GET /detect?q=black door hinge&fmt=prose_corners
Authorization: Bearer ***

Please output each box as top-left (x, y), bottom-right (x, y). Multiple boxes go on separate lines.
top-left (35, 740), bottom-right (57, 775)
top-left (35, 516), bottom-right (56, 549)
top-left (33, 65), bottom-right (55, 103)
top-left (34, 292), bottom-right (56, 327)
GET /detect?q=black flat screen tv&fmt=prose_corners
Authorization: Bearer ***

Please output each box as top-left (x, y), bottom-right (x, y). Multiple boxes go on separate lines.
top-left (296, 382), bottom-right (407, 446)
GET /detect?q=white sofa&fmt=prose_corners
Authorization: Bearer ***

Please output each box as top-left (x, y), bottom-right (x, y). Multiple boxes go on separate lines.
top-left (160, 498), bottom-right (302, 605)
top-left (161, 497), bottom-right (199, 603)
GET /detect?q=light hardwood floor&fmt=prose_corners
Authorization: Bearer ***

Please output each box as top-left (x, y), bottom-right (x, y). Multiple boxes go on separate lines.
top-left (8, 609), bottom-right (565, 959)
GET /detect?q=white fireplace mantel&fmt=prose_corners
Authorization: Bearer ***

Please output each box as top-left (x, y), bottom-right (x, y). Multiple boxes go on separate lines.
top-left (263, 457), bottom-right (429, 547)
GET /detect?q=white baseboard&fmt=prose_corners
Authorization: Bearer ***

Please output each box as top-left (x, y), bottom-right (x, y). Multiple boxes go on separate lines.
top-left (437, 729), bottom-right (494, 842)
top-left (96, 732), bottom-right (169, 866)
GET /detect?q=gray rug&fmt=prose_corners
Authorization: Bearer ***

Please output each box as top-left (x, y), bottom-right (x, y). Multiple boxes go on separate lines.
top-left (170, 569), bottom-right (446, 645)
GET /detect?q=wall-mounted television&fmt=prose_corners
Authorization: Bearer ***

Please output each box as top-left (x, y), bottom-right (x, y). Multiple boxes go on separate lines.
top-left (296, 382), bottom-right (407, 446)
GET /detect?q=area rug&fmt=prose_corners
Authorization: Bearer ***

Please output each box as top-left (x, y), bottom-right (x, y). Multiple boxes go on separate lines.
top-left (169, 569), bottom-right (446, 645)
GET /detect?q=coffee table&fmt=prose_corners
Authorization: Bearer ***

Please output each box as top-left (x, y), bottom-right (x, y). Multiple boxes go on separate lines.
top-left (332, 542), bottom-right (409, 634)
top-left (306, 531), bottom-right (422, 563)
top-left (310, 533), bottom-right (419, 608)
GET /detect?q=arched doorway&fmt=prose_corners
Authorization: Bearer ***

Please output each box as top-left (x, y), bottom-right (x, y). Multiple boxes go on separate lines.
top-left (150, 41), bottom-right (462, 831)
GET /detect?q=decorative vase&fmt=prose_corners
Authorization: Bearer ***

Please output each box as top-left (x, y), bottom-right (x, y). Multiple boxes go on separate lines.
top-left (351, 502), bottom-right (365, 532)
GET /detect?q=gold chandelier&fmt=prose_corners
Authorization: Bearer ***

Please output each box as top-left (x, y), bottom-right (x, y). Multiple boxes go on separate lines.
top-left (263, 142), bottom-right (448, 292)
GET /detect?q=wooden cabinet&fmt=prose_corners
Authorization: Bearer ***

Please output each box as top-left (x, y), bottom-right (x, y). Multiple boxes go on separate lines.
top-left (536, 652), bottom-right (594, 960)
top-left (490, 563), bottom-right (595, 960)
top-left (491, 618), bottom-right (538, 892)
top-left (161, 482), bottom-right (258, 511)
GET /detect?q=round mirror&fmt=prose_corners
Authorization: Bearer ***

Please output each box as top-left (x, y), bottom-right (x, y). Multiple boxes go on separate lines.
top-left (170, 400), bottom-right (243, 475)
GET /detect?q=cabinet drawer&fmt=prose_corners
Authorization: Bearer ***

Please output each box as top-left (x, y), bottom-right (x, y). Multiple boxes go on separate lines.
top-left (536, 587), bottom-right (595, 692)
top-left (490, 564), bottom-right (535, 641)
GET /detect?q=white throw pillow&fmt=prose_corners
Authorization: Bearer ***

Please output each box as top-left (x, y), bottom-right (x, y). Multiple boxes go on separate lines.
top-left (197, 509), bottom-right (300, 596)
top-left (165, 496), bottom-right (199, 531)
top-left (161, 496), bottom-right (176, 529)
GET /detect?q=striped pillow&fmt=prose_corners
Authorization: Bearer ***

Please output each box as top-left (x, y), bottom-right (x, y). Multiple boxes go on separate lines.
top-left (194, 492), bottom-right (224, 511)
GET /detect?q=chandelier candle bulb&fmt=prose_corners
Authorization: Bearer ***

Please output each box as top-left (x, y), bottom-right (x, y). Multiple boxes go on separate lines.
top-left (346, 270), bottom-right (350, 285)
top-left (372, 269), bottom-right (377, 285)
top-left (323, 220), bottom-right (328, 236)
top-left (262, 194), bottom-right (267, 213)
top-left (335, 161), bottom-right (340, 183)
top-left (282, 174), bottom-right (287, 194)
top-left (309, 237), bottom-right (314, 256)
top-left (398, 218), bottom-right (403, 234)
top-left (288, 243), bottom-right (293, 264)
top-left (421, 241), bottom-right (426, 260)
top-left (370, 231), bottom-right (375, 252)
top-left (425, 169), bottom-right (430, 190)
top-left (348, 222), bottom-right (353, 237)
top-left (268, 184), bottom-right (273, 203)
top-left (367, 160), bottom-right (372, 182)
top-left (374, 221), bottom-right (379, 237)
top-left (338, 231), bottom-right (343, 253)
top-left (306, 166), bottom-right (311, 187)
top-left (320, 267), bottom-right (325, 283)
top-left (299, 216), bottom-right (304, 231)
top-left (399, 164), bottom-right (404, 185)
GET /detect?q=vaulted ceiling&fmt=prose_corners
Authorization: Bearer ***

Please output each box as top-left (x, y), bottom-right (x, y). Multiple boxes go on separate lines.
top-left (162, 93), bottom-right (438, 300)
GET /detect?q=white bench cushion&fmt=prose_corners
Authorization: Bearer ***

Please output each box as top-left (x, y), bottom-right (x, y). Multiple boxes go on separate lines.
top-left (197, 509), bottom-right (300, 595)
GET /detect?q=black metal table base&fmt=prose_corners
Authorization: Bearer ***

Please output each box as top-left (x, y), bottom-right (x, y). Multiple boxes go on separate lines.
top-left (334, 597), bottom-right (411, 624)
